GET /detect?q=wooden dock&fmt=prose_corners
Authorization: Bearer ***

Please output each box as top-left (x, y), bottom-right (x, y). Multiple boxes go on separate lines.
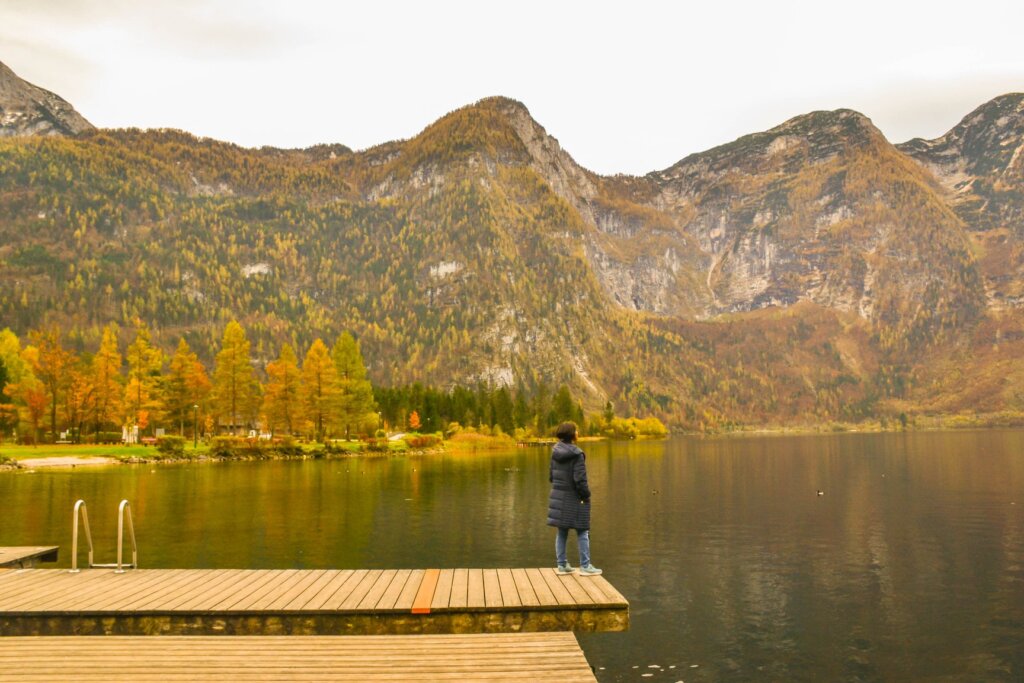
top-left (0, 632), bottom-right (598, 681)
top-left (0, 547), bottom-right (58, 569)
top-left (0, 567), bottom-right (628, 636)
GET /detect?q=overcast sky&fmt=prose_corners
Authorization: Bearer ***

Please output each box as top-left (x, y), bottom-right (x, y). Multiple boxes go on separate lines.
top-left (3, 0), bottom-right (1023, 175)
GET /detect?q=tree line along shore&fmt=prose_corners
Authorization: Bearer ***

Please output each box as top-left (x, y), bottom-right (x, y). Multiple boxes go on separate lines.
top-left (0, 320), bottom-right (668, 463)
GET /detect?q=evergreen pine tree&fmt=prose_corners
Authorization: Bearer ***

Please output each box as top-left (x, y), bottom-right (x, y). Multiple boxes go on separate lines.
top-left (493, 386), bottom-right (514, 434)
top-left (332, 332), bottom-right (375, 440)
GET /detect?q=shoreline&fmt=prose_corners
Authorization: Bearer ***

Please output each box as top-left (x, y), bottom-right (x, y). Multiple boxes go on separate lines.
top-left (5, 419), bottom-right (1024, 471)
top-left (0, 448), bottom-right (448, 471)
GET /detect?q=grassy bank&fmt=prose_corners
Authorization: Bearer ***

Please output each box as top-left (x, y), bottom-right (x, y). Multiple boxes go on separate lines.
top-left (0, 443), bottom-right (192, 461)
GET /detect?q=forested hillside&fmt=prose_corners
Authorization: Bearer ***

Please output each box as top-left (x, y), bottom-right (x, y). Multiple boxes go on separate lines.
top-left (2, 61), bottom-right (1023, 429)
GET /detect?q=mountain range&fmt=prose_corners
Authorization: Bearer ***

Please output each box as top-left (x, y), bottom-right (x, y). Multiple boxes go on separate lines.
top-left (2, 59), bottom-right (1023, 428)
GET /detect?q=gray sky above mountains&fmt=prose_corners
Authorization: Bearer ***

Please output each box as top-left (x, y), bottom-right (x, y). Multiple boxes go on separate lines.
top-left (3, 0), bottom-right (1023, 175)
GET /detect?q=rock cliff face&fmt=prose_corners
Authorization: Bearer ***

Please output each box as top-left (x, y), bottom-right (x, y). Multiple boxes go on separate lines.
top-left (0, 60), bottom-right (93, 137)
top-left (899, 94), bottom-right (1024, 308)
top-left (638, 108), bottom-right (985, 346)
top-left (451, 101), bottom-right (987, 347)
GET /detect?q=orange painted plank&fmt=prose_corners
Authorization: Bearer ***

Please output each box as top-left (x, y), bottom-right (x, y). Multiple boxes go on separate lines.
top-left (410, 568), bottom-right (440, 614)
top-left (430, 569), bottom-right (454, 611)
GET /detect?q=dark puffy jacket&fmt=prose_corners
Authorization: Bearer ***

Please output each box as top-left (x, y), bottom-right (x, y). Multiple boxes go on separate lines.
top-left (546, 441), bottom-right (591, 530)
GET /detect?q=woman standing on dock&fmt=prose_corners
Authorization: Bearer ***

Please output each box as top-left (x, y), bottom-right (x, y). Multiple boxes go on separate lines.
top-left (546, 422), bottom-right (602, 575)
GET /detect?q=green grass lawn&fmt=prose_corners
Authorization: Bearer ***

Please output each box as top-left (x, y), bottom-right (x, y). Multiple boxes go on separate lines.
top-left (0, 443), bottom-right (209, 460)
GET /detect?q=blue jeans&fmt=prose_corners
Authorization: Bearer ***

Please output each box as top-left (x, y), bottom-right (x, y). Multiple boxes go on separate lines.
top-left (555, 527), bottom-right (590, 567)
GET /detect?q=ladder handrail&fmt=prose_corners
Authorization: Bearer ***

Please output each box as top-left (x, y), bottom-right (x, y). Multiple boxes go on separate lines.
top-left (69, 499), bottom-right (94, 573)
top-left (69, 499), bottom-right (138, 573)
top-left (115, 499), bottom-right (137, 573)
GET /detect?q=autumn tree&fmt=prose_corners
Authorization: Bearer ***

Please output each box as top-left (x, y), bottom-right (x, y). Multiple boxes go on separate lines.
top-left (211, 321), bottom-right (259, 435)
top-left (0, 356), bottom-right (13, 439)
top-left (164, 338), bottom-right (211, 437)
top-left (332, 332), bottom-right (376, 439)
top-left (28, 327), bottom-right (75, 441)
top-left (300, 339), bottom-right (340, 441)
top-left (263, 343), bottom-right (302, 435)
top-left (0, 330), bottom-right (34, 440)
top-left (408, 410), bottom-right (421, 431)
top-left (64, 360), bottom-right (95, 442)
top-left (0, 329), bottom-right (32, 390)
top-left (20, 382), bottom-right (47, 444)
top-left (91, 324), bottom-right (123, 433)
top-left (125, 322), bottom-right (165, 433)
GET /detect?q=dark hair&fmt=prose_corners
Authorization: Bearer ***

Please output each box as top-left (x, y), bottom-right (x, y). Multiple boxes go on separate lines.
top-left (555, 421), bottom-right (578, 443)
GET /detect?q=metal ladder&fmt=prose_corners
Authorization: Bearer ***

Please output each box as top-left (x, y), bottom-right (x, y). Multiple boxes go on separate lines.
top-left (70, 499), bottom-right (138, 573)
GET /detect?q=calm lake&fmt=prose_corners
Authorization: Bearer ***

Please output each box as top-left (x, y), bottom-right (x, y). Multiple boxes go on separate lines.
top-left (2, 431), bottom-right (1022, 681)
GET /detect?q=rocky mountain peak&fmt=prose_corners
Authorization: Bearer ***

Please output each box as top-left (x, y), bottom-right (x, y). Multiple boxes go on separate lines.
top-left (656, 108), bottom-right (885, 187)
top-left (0, 60), bottom-right (94, 137)
top-left (898, 93), bottom-right (1024, 179)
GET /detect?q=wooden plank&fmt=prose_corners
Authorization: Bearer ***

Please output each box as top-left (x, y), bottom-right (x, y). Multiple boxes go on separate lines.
top-left (217, 569), bottom-right (294, 611)
top-left (0, 633), bottom-right (597, 682)
top-left (393, 569), bottom-right (424, 611)
top-left (194, 569), bottom-right (279, 611)
top-left (61, 570), bottom-right (173, 611)
top-left (553, 570), bottom-right (594, 606)
top-left (537, 567), bottom-right (575, 606)
top-left (496, 568), bottom-right (522, 608)
top-left (465, 568), bottom-right (484, 609)
top-left (571, 572), bottom-right (623, 605)
top-left (357, 570), bottom-right (398, 610)
top-left (589, 575), bottom-right (629, 606)
top-left (1, 569), bottom-right (118, 611)
top-left (563, 573), bottom-right (605, 607)
top-left (265, 569), bottom-right (328, 611)
top-left (230, 569), bottom-right (306, 610)
top-left (0, 569), bottom-right (68, 601)
top-left (430, 569), bottom-right (454, 610)
top-left (510, 568), bottom-right (539, 607)
top-left (38, 571), bottom-right (154, 612)
top-left (374, 569), bottom-right (412, 611)
top-left (200, 569), bottom-right (277, 610)
top-left (163, 570), bottom-right (252, 610)
top-left (237, 570), bottom-right (309, 611)
top-left (0, 569), bottom-right (94, 606)
top-left (0, 546), bottom-right (58, 567)
top-left (119, 570), bottom-right (211, 611)
top-left (337, 570), bottom-right (383, 611)
top-left (482, 568), bottom-right (502, 609)
top-left (447, 568), bottom-right (468, 609)
top-left (410, 568), bottom-right (440, 614)
top-left (307, 569), bottom-right (364, 610)
top-left (544, 569), bottom-right (593, 606)
top-left (291, 569), bottom-right (346, 610)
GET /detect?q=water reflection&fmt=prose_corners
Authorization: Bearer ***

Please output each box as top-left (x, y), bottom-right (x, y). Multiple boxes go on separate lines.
top-left (1, 431), bottom-right (1021, 681)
